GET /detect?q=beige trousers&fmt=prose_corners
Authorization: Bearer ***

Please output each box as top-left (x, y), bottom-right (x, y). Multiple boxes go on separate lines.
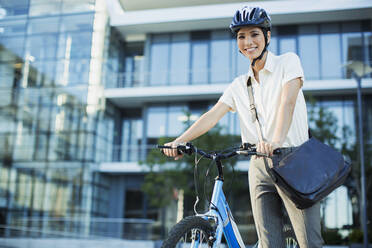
top-left (248, 156), bottom-right (324, 248)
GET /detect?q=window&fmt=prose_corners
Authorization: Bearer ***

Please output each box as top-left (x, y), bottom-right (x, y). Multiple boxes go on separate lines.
top-left (210, 31), bottom-right (230, 83)
top-left (278, 25), bottom-right (297, 54)
top-left (231, 39), bottom-right (250, 76)
top-left (191, 31), bottom-right (209, 84)
top-left (342, 22), bottom-right (363, 78)
top-left (167, 106), bottom-right (187, 137)
top-left (149, 34), bottom-right (170, 86)
top-left (121, 118), bottom-right (143, 162)
top-left (320, 23), bottom-right (342, 79)
top-left (146, 106), bottom-right (167, 138)
top-left (269, 27), bottom-right (278, 55)
top-left (299, 25), bottom-right (320, 80)
top-left (169, 33), bottom-right (190, 85)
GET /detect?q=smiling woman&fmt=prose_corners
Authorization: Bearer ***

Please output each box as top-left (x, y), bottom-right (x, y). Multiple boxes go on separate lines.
top-left (161, 6), bottom-right (323, 248)
top-left (236, 26), bottom-right (270, 74)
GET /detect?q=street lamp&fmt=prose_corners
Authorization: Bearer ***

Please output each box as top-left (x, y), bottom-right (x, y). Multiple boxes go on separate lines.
top-left (345, 60), bottom-right (372, 248)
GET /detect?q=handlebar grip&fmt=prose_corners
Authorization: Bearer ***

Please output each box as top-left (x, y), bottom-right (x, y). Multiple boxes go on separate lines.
top-left (157, 144), bottom-right (193, 155)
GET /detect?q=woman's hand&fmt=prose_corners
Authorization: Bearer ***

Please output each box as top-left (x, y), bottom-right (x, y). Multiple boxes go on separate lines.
top-left (162, 141), bottom-right (184, 160)
top-left (256, 141), bottom-right (280, 157)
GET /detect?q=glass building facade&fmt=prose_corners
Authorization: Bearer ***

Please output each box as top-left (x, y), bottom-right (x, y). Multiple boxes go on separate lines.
top-left (0, 0), bottom-right (113, 238)
top-left (0, 0), bottom-right (371, 245)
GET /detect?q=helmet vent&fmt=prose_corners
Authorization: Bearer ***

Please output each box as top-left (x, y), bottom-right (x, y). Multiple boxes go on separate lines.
top-left (249, 7), bottom-right (256, 21)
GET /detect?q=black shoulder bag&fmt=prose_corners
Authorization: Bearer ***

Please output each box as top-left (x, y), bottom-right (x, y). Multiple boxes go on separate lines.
top-left (246, 76), bottom-right (351, 209)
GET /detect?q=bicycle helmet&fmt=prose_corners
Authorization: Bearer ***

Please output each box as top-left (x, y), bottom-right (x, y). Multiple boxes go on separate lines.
top-left (230, 6), bottom-right (272, 67)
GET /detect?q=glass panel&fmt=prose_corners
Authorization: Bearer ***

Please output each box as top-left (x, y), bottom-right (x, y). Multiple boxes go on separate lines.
top-left (210, 31), bottom-right (230, 84)
top-left (169, 33), bottom-right (190, 85)
top-left (299, 25), bottom-right (320, 80)
top-left (191, 42), bottom-right (208, 84)
top-left (0, 36), bottom-right (25, 59)
top-left (342, 23), bottom-right (363, 79)
top-left (269, 27), bottom-right (278, 55)
top-left (232, 40), bottom-right (250, 76)
top-left (147, 106), bottom-right (166, 138)
top-left (364, 31), bottom-right (372, 78)
top-left (57, 32), bottom-right (92, 59)
top-left (62, 0), bottom-right (95, 14)
top-left (167, 105), bottom-right (186, 136)
top-left (60, 13), bottom-right (94, 32)
top-left (27, 16), bottom-right (60, 34)
top-left (121, 119), bottom-right (143, 162)
top-left (29, 0), bottom-right (62, 16)
top-left (123, 57), bottom-right (133, 87)
top-left (0, 0), bottom-right (29, 17)
top-left (0, 19), bottom-right (27, 36)
top-left (55, 58), bottom-right (90, 86)
top-left (25, 34), bottom-right (58, 60)
top-left (320, 24), bottom-right (342, 79)
top-left (279, 37), bottom-right (296, 54)
top-left (150, 35), bottom-right (169, 85)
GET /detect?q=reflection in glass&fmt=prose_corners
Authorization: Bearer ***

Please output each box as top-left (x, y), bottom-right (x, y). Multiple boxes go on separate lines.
top-left (0, 0), bottom-right (29, 17)
top-left (147, 106), bottom-right (167, 137)
top-left (211, 31), bottom-right (230, 84)
top-left (60, 14), bottom-right (94, 32)
top-left (121, 119), bottom-right (143, 162)
top-left (168, 106), bottom-right (186, 137)
top-left (320, 24), bottom-right (342, 79)
top-left (58, 32), bottom-right (92, 59)
top-left (342, 24), bottom-right (363, 79)
top-left (0, 36), bottom-right (25, 59)
top-left (150, 43), bottom-right (169, 86)
top-left (232, 39), bottom-right (250, 76)
top-left (62, 0), bottom-right (95, 14)
top-left (29, 0), bottom-right (61, 16)
top-left (27, 16), bottom-right (60, 34)
top-left (299, 35), bottom-right (320, 80)
top-left (269, 27), bottom-right (278, 55)
top-left (0, 19), bottom-right (27, 36)
top-left (279, 37), bottom-right (296, 54)
top-left (25, 34), bottom-right (58, 60)
top-left (170, 34), bottom-right (190, 85)
top-left (55, 58), bottom-right (90, 86)
top-left (364, 32), bottom-right (372, 78)
top-left (191, 42), bottom-right (208, 84)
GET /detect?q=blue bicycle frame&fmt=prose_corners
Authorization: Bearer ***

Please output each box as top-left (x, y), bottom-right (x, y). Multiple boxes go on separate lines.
top-left (196, 178), bottom-right (246, 248)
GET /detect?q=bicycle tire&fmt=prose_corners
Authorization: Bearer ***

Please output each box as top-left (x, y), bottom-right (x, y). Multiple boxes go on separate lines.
top-left (284, 229), bottom-right (299, 248)
top-left (161, 216), bottom-right (215, 248)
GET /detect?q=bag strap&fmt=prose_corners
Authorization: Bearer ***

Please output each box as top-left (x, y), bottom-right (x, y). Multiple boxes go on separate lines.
top-left (246, 76), bottom-right (277, 182)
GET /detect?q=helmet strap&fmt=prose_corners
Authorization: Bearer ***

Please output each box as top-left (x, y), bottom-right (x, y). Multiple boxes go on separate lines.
top-left (251, 29), bottom-right (269, 68)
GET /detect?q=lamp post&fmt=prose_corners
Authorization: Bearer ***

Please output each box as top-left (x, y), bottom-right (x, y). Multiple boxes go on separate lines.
top-left (345, 61), bottom-right (372, 248)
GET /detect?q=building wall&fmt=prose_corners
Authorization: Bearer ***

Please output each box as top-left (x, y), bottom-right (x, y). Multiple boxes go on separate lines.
top-left (0, 0), bottom-right (113, 238)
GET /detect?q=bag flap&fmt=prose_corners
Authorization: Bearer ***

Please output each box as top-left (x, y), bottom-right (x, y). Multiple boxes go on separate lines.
top-left (273, 138), bottom-right (346, 195)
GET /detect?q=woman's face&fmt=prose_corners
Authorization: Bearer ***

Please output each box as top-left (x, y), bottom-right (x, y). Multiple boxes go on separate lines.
top-left (237, 26), bottom-right (270, 61)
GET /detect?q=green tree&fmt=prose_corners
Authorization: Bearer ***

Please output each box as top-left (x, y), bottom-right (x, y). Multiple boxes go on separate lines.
top-left (142, 124), bottom-right (241, 210)
top-left (307, 96), bottom-right (372, 243)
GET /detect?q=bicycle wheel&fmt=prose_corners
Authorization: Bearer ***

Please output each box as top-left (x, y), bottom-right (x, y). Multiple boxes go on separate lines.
top-left (284, 229), bottom-right (299, 248)
top-left (161, 216), bottom-right (215, 248)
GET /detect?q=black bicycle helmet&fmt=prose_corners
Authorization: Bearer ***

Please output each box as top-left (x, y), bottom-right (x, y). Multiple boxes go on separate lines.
top-left (230, 7), bottom-right (272, 67)
top-left (230, 6), bottom-right (271, 33)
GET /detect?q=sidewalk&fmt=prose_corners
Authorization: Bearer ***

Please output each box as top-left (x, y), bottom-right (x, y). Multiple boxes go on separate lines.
top-left (0, 238), bottom-right (364, 248)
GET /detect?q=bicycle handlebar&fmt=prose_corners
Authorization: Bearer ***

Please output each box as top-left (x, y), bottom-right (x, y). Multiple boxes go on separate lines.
top-left (157, 142), bottom-right (276, 160)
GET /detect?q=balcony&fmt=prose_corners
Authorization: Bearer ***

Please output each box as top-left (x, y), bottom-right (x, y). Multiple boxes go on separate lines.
top-left (104, 70), bottom-right (372, 108)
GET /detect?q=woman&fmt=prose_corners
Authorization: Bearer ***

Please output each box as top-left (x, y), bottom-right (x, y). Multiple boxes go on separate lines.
top-left (162, 6), bottom-right (323, 248)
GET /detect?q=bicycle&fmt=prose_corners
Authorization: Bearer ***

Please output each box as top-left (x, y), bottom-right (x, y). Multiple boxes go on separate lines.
top-left (158, 142), bottom-right (299, 248)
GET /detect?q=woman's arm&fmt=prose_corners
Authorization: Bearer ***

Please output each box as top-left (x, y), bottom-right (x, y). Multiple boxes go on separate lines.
top-left (163, 101), bottom-right (231, 159)
top-left (257, 77), bottom-right (302, 156)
